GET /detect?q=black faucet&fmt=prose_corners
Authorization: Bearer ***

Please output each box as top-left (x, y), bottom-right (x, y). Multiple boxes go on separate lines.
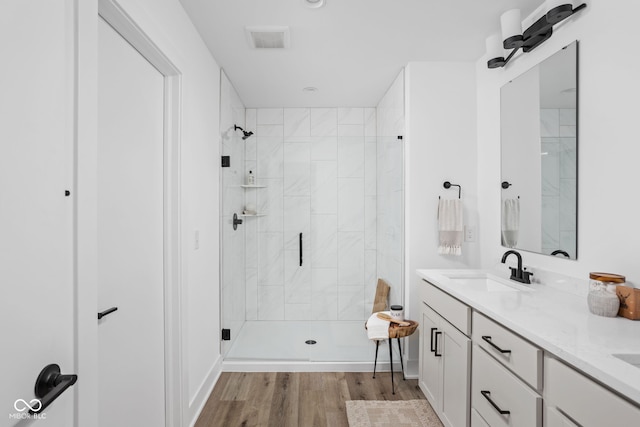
top-left (501, 250), bottom-right (533, 284)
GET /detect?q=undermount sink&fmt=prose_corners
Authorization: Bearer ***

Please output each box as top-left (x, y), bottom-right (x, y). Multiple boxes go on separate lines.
top-left (441, 272), bottom-right (533, 292)
top-left (612, 354), bottom-right (640, 369)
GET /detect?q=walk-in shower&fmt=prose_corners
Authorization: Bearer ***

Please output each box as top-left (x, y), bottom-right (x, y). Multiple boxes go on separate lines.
top-left (219, 71), bottom-right (405, 368)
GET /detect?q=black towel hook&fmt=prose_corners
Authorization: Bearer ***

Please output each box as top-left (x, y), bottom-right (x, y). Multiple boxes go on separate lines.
top-left (443, 181), bottom-right (461, 199)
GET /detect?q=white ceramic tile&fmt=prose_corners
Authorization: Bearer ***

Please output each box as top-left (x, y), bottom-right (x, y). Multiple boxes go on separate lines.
top-left (311, 137), bottom-right (337, 161)
top-left (257, 108), bottom-right (283, 125)
top-left (559, 108), bottom-right (576, 126)
top-left (245, 108), bottom-right (257, 132)
top-left (338, 108), bottom-right (364, 125)
top-left (559, 125), bottom-right (576, 137)
top-left (310, 161), bottom-right (337, 214)
top-left (257, 137), bottom-right (283, 178)
top-left (559, 231), bottom-right (576, 259)
top-left (311, 214), bottom-right (338, 268)
top-left (338, 231), bottom-right (365, 285)
top-left (559, 178), bottom-right (577, 231)
top-left (541, 139), bottom-right (560, 197)
top-left (310, 108), bottom-right (337, 137)
top-left (364, 142), bottom-right (377, 195)
top-left (256, 124), bottom-right (284, 138)
top-left (284, 108), bottom-right (311, 139)
top-left (311, 268), bottom-right (338, 320)
top-left (257, 178), bottom-right (283, 232)
top-left (338, 124), bottom-right (364, 137)
top-left (246, 268), bottom-right (258, 320)
top-left (257, 286), bottom-right (284, 320)
top-left (364, 195), bottom-right (377, 250)
top-left (245, 137), bottom-right (257, 161)
top-left (283, 196), bottom-right (311, 233)
top-left (364, 249), bottom-right (377, 297)
top-left (338, 136), bottom-right (365, 178)
top-left (338, 178), bottom-right (365, 231)
top-left (258, 232), bottom-right (284, 286)
top-left (541, 196), bottom-right (560, 248)
top-left (364, 108), bottom-right (376, 137)
top-left (244, 213), bottom-right (258, 268)
top-left (284, 256), bottom-right (311, 304)
top-left (285, 304), bottom-right (312, 320)
top-left (284, 142), bottom-right (311, 196)
top-left (338, 286), bottom-right (365, 320)
top-left (560, 138), bottom-right (577, 179)
top-left (540, 109), bottom-right (560, 137)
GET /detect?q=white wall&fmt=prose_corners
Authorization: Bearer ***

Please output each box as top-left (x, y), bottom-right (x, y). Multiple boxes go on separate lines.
top-left (106, 1), bottom-right (222, 425)
top-left (476, 0), bottom-right (640, 285)
top-left (404, 61), bottom-right (479, 369)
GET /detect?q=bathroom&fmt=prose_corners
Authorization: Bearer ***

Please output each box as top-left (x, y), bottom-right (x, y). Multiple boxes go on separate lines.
top-left (2, 0), bottom-right (640, 426)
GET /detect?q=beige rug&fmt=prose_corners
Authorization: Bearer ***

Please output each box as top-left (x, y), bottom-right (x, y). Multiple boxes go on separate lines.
top-left (346, 400), bottom-right (443, 427)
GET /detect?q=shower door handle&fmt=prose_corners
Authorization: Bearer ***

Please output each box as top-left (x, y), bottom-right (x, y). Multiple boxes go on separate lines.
top-left (299, 233), bottom-right (303, 266)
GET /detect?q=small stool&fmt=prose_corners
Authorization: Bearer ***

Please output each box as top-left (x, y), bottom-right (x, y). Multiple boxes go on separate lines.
top-left (372, 320), bottom-right (419, 394)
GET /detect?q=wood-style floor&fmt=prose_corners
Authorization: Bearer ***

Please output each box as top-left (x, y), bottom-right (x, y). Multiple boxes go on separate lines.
top-left (195, 372), bottom-right (426, 427)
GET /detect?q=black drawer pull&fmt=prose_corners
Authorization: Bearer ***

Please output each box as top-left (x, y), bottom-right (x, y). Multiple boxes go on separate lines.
top-left (482, 335), bottom-right (511, 354)
top-left (98, 307), bottom-right (118, 320)
top-left (481, 390), bottom-right (510, 415)
top-left (434, 331), bottom-right (442, 357)
top-left (430, 328), bottom-right (437, 352)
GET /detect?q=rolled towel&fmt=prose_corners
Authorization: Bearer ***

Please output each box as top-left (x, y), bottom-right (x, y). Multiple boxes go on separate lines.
top-left (438, 199), bottom-right (463, 256)
top-left (501, 198), bottom-right (520, 248)
top-left (366, 311), bottom-right (390, 340)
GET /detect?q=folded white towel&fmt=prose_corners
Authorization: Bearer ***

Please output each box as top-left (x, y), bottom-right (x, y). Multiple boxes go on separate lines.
top-left (437, 199), bottom-right (463, 256)
top-left (366, 311), bottom-right (390, 340)
top-left (501, 198), bottom-right (520, 248)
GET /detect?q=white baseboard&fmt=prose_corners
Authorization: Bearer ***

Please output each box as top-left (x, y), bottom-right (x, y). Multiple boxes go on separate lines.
top-left (222, 360), bottom-right (404, 373)
top-left (188, 355), bottom-right (223, 427)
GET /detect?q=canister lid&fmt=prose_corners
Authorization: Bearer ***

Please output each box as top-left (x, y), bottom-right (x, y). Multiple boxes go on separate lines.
top-left (390, 305), bottom-right (403, 310)
top-left (589, 272), bottom-right (626, 283)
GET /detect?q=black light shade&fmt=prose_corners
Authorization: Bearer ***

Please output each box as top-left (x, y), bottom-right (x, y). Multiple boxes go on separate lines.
top-left (546, 4), bottom-right (574, 24)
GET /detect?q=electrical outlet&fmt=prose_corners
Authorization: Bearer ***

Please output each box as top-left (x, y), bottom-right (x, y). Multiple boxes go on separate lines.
top-left (465, 226), bottom-right (476, 242)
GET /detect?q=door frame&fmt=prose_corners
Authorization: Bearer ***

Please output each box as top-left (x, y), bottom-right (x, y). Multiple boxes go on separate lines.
top-left (94, 1), bottom-right (184, 425)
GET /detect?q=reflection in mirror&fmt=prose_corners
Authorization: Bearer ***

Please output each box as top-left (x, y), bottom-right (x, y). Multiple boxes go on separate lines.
top-left (501, 41), bottom-right (577, 259)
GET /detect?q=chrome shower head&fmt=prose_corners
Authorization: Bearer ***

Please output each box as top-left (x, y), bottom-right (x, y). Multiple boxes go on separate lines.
top-left (234, 125), bottom-right (254, 140)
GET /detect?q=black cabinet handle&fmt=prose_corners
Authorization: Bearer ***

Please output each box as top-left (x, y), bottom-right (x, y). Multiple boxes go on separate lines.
top-left (434, 331), bottom-right (442, 357)
top-left (299, 233), bottom-right (303, 266)
top-left (30, 364), bottom-right (78, 414)
top-left (98, 307), bottom-right (118, 320)
top-left (482, 336), bottom-right (511, 354)
top-left (430, 328), bottom-right (437, 352)
top-left (481, 390), bottom-right (510, 415)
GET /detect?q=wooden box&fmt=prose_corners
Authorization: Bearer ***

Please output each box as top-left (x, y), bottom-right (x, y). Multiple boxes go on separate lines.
top-left (616, 285), bottom-right (640, 320)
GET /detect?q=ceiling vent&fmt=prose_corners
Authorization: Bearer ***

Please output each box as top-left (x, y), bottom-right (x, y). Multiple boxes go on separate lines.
top-left (245, 26), bottom-right (291, 49)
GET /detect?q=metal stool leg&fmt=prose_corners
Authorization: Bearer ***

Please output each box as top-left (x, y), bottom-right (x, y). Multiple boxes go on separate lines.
top-left (373, 340), bottom-right (380, 378)
top-left (389, 338), bottom-right (395, 394)
top-left (397, 337), bottom-right (405, 380)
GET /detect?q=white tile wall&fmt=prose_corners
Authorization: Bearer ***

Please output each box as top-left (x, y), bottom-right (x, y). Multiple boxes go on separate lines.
top-left (247, 107), bottom-right (376, 321)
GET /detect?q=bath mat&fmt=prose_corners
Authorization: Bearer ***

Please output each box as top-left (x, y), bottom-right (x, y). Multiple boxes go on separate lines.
top-left (345, 399), bottom-right (442, 427)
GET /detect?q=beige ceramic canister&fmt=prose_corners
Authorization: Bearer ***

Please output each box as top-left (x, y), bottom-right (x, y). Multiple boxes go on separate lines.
top-left (587, 272), bottom-right (625, 317)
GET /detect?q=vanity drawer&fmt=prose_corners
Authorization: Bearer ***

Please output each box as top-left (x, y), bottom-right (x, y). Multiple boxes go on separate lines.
top-left (472, 312), bottom-right (542, 390)
top-left (545, 356), bottom-right (640, 426)
top-left (471, 408), bottom-right (490, 427)
top-left (472, 346), bottom-right (542, 427)
top-left (422, 279), bottom-right (471, 336)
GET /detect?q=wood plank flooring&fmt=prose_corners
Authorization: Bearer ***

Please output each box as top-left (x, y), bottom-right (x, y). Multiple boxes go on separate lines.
top-left (195, 372), bottom-right (426, 427)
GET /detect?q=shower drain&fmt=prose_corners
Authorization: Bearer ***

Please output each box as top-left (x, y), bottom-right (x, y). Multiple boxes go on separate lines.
top-left (305, 339), bottom-right (317, 345)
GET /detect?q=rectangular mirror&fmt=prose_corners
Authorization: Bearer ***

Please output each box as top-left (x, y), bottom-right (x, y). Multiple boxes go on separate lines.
top-left (500, 41), bottom-right (578, 259)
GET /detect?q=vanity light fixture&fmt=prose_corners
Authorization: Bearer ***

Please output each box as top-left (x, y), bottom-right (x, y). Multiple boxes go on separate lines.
top-left (486, 1), bottom-right (586, 69)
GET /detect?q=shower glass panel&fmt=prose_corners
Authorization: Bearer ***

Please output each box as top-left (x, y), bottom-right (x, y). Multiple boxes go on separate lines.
top-left (220, 70), bottom-right (405, 363)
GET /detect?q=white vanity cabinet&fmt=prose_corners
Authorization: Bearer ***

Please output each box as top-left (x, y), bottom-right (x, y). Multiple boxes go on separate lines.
top-left (545, 356), bottom-right (640, 426)
top-left (419, 280), bottom-right (471, 427)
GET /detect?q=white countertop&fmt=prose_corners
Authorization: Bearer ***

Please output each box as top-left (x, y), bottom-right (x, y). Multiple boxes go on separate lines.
top-left (416, 268), bottom-right (640, 405)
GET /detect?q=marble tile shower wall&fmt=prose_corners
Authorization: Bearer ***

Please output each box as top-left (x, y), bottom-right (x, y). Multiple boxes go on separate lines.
top-left (220, 72), bottom-right (246, 355)
top-left (375, 71), bottom-right (404, 309)
top-left (243, 107), bottom-right (377, 321)
top-left (540, 108), bottom-right (577, 257)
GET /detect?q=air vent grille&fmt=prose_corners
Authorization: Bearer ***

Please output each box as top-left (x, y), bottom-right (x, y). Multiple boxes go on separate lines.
top-left (245, 26), bottom-right (290, 49)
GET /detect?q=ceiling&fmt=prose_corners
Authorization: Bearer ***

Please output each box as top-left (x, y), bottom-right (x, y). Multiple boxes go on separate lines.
top-left (179, 0), bottom-right (541, 108)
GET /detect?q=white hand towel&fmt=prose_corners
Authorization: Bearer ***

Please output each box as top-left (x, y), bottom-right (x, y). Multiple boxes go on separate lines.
top-left (501, 198), bottom-right (520, 248)
top-left (438, 199), bottom-right (463, 256)
top-left (366, 311), bottom-right (390, 340)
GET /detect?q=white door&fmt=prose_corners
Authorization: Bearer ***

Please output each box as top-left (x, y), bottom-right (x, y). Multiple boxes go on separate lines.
top-left (0, 1), bottom-right (76, 425)
top-left (97, 18), bottom-right (165, 427)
